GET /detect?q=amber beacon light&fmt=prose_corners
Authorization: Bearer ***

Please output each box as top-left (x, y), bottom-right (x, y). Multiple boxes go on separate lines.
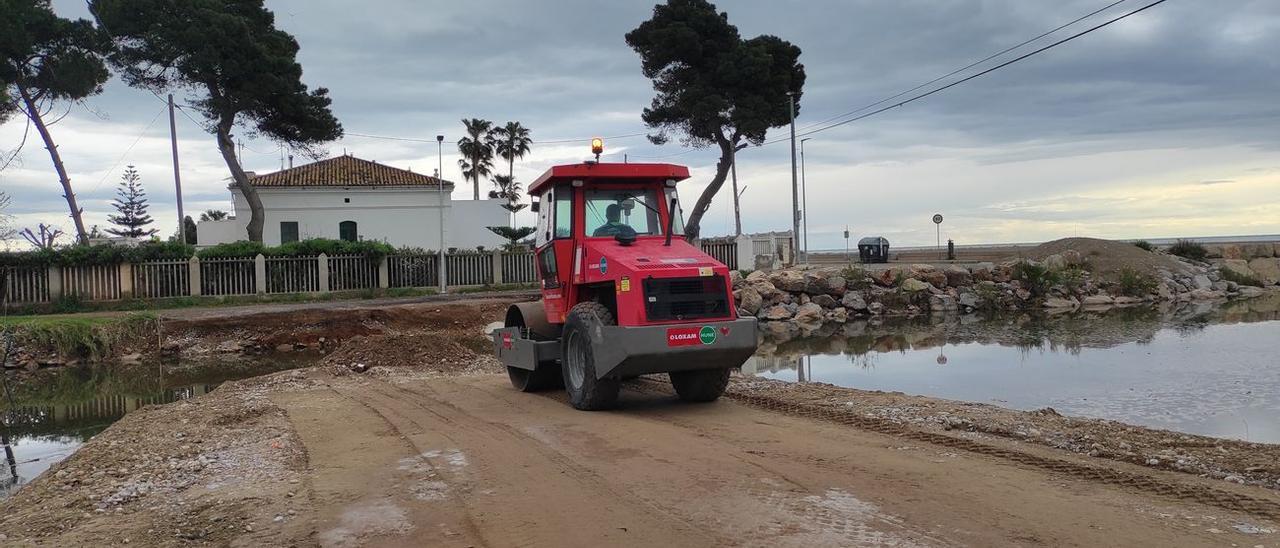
top-left (591, 137), bottom-right (604, 160)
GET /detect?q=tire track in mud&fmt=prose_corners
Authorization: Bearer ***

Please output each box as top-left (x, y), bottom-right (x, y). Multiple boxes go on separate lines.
top-left (346, 378), bottom-right (725, 547)
top-left (409, 378), bottom-right (952, 546)
top-left (681, 382), bottom-right (1280, 521)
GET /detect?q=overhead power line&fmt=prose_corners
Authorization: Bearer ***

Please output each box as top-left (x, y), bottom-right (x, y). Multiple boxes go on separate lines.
top-left (795, 0), bottom-right (1132, 133)
top-left (766, 0), bottom-right (1171, 145)
top-left (628, 0), bottom-right (1142, 162)
top-left (90, 105), bottom-right (168, 192)
top-left (346, 131), bottom-right (650, 145)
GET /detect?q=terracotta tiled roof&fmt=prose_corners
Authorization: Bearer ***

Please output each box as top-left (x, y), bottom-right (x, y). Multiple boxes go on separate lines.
top-left (244, 155), bottom-right (452, 188)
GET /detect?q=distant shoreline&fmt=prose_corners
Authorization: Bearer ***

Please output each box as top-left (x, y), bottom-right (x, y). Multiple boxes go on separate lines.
top-left (811, 234), bottom-right (1280, 254)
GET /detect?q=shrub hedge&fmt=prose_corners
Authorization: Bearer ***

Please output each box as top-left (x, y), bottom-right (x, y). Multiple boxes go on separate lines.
top-left (0, 238), bottom-right (397, 267)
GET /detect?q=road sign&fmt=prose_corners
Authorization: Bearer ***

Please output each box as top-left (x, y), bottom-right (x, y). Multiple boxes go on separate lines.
top-left (932, 214), bottom-right (944, 225)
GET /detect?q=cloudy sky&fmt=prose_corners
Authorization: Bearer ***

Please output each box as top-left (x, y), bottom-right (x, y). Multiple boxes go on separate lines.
top-left (3, 0), bottom-right (1279, 250)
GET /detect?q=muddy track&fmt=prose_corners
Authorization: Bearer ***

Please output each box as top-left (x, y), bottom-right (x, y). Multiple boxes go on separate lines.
top-left (699, 383), bottom-right (1280, 520)
top-left (265, 373), bottom-right (1280, 547)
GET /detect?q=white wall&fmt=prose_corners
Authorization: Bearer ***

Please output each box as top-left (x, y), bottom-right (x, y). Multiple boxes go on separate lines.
top-left (196, 186), bottom-right (507, 250)
top-left (196, 218), bottom-right (246, 247)
top-left (449, 200), bottom-right (510, 250)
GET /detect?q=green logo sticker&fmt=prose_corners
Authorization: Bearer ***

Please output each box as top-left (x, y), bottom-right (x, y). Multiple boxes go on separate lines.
top-left (699, 325), bottom-right (717, 345)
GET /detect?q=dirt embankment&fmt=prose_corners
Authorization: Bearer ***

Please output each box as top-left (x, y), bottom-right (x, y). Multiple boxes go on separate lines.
top-left (1017, 236), bottom-right (1195, 279)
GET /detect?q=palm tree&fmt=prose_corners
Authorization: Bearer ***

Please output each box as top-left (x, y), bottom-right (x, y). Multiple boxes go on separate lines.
top-left (489, 174), bottom-right (527, 217)
top-left (457, 118), bottom-right (495, 200)
top-left (492, 121), bottom-right (532, 182)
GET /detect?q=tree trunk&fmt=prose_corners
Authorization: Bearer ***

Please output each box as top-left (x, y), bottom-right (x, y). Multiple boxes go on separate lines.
top-left (472, 150), bottom-right (481, 200)
top-left (683, 135), bottom-right (735, 242)
top-left (17, 82), bottom-right (88, 245)
top-left (215, 121), bottom-right (264, 242)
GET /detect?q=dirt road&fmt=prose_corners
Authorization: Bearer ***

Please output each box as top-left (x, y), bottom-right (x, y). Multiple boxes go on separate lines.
top-left (272, 373), bottom-right (1279, 547)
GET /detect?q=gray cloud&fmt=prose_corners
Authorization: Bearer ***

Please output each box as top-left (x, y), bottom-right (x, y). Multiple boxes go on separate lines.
top-left (5, 0), bottom-right (1279, 249)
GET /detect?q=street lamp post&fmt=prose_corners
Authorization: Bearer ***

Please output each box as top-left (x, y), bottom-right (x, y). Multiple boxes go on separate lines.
top-left (800, 137), bottom-right (811, 263)
top-left (787, 91), bottom-right (800, 265)
top-left (437, 135), bottom-right (447, 293)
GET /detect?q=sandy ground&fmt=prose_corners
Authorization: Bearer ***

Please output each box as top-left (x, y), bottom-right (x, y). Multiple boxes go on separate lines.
top-left (3, 298), bottom-right (1280, 547)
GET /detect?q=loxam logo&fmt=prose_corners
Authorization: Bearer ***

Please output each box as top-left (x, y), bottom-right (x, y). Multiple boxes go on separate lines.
top-left (666, 325), bottom-right (717, 347)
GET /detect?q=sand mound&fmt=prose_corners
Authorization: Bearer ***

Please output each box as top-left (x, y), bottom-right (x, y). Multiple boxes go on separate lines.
top-left (1015, 237), bottom-right (1192, 279)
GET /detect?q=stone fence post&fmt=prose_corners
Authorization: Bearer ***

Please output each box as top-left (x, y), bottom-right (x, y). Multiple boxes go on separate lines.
top-left (47, 265), bottom-right (63, 300)
top-left (492, 250), bottom-right (504, 285)
top-left (118, 262), bottom-right (134, 299)
top-left (734, 234), bottom-right (754, 272)
top-left (378, 256), bottom-right (390, 289)
top-left (317, 253), bottom-right (330, 293)
top-left (254, 254), bottom-right (267, 295)
top-left (188, 257), bottom-right (202, 296)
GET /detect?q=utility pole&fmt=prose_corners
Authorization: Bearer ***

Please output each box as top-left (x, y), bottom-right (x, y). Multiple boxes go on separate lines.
top-left (730, 145), bottom-right (742, 236)
top-left (800, 137), bottom-right (811, 261)
top-left (437, 135), bottom-right (448, 294)
top-left (168, 94), bottom-right (186, 243)
top-left (787, 91), bottom-right (801, 265)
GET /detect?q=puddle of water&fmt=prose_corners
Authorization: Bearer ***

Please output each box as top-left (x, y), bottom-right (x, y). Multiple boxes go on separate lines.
top-left (748, 293), bottom-right (1280, 444)
top-left (0, 357), bottom-right (313, 499)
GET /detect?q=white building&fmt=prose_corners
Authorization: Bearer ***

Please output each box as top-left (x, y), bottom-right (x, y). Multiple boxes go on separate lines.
top-left (197, 155), bottom-right (508, 250)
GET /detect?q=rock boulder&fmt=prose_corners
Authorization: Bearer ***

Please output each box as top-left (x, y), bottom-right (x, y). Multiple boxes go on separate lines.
top-left (736, 287), bottom-right (763, 315)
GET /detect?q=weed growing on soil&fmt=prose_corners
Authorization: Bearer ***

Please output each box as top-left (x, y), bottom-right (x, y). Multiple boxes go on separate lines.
top-left (1114, 268), bottom-right (1157, 297)
top-left (1058, 267), bottom-right (1089, 294)
top-left (1133, 240), bottom-right (1154, 252)
top-left (841, 265), bottom-right (872, 289)
top-left (1168, 239), bottom-right (1209, 262)
top-left (973, 282), bottom-right (1005, 310)
top-left (1012, 261), bottom-right (1060, 297)
top-left (1219, 267), bottom-right (1264, 287)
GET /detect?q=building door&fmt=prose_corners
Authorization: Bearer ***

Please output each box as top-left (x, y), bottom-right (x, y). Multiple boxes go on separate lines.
top-left (339, 221), bottom-right (357, 242)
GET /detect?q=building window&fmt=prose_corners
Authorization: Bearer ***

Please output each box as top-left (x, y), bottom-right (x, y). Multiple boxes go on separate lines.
top-left (339, 221), bottom-right (358, 242)
top-left (280, 221), bottom-right (299, 244)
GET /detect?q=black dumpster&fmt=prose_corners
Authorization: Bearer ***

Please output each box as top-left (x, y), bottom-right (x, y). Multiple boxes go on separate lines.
top-left (858, 236), bottom-right (890, 264)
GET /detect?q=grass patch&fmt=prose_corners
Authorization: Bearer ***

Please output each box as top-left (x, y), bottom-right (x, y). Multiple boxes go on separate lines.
top-left (1, 313), bottom-right (157, 360)
top-left (1219, 267), bottom-right (1264, 287)
top-left (1133, 240), bottom-right (1154, 252)
top-left (452, 283), bottom-right (537, 294)
top-left (1168, 239), bottom-right (1209, 262)
top-left (2, 286), bottom-right (461, 315)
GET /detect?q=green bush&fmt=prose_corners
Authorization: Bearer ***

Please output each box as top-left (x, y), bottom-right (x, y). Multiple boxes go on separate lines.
top-left (195, 238), bottom-right (395, 260)
top-left (196, 240), bottom-right (267, 259)
top-left (0, 241), bottom-right (194, 267)
top-left (1133, 240), bottom-right (1154, 252)
top-left (1011, 261), bottom-right (1060, 297)
top-left (1058, 267), bottom-right (1089, 293)
top-left (1168, 239), bottom-right (1208, 262)
top-left (1115, 268), bottom-right (1157, 297)
top-left (1219, 267), bottom-right (1264, 287)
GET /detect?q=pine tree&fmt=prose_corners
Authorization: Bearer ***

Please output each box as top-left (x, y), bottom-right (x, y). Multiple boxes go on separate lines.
top-left (106, 165), bottom-right (158, 238)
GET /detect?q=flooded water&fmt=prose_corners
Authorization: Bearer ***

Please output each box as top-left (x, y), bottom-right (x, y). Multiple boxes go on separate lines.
top-left (0, 358), bottom-right (310, 500)
top-left (748, 293), bottom-right (1280, 444)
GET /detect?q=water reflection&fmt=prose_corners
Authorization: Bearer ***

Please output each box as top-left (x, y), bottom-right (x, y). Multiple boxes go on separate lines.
top-left (0, 359), bottom-right (308, 499)
top-left (748, 293), bottom-right (1280, 443)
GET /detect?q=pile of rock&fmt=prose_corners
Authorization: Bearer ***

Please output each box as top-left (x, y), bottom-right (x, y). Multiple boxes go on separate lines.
top-left (732, 251), bottom-right (1271, 332)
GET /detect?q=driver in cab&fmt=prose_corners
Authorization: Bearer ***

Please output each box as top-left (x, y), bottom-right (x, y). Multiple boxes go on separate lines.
top-left (592, 204), bottom-right (638, 239)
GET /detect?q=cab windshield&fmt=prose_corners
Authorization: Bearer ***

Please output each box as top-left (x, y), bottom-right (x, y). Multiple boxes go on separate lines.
top-left (584, 188), bottom-right (663, 238)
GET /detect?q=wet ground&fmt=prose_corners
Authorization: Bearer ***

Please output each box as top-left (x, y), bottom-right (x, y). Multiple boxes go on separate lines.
top-left (749, 293), bottom-right (1280, 444)
top-left (0, 357), bottom-right (312, 499)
